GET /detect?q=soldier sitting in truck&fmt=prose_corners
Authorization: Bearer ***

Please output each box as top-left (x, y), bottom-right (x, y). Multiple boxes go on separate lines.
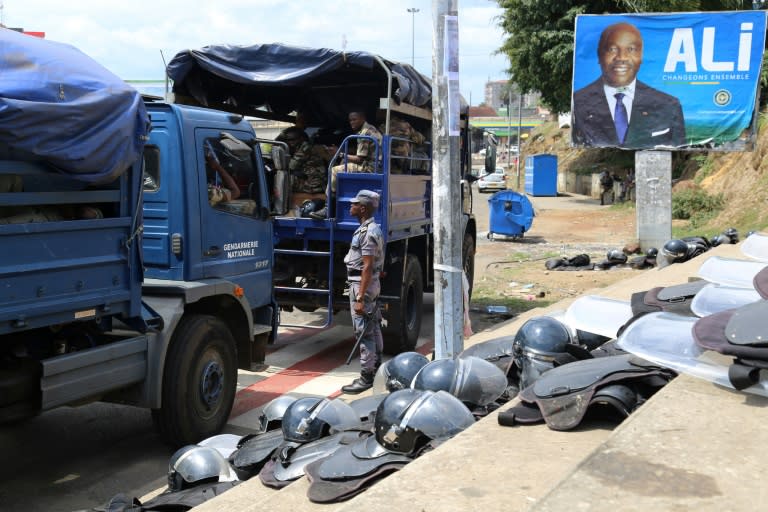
top-left (0, 174), bottom-right (104, 223)
top-left (276, 126), bottom-right (330, 194)
top-left (310, 111), bottom-right (382, 220)
top-left (382, 115), bottom-right (425, 174)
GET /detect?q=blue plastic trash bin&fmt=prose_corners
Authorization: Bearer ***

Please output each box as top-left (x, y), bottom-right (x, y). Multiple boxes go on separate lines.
top-left (488, 190), bottom-right (535, 239)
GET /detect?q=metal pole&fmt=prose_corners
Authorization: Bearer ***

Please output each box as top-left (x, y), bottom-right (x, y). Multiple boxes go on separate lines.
top-left (408, 8), bottom-right (420, 67)
top-left (516, 92), bottom-right (523, 190)
top-left (432, 0), bottom-right (463, 359)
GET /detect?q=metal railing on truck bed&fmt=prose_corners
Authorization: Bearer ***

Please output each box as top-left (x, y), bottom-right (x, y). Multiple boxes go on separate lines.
top-left (272, 134), bottom-right (432, 328)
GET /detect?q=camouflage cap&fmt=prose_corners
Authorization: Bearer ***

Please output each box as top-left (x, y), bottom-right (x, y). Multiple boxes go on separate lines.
top-left (351, 189), bottom-right (380, 209)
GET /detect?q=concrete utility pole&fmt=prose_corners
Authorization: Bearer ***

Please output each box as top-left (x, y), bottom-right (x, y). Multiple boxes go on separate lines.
top-left (432, 0), bottom-right (464, 359)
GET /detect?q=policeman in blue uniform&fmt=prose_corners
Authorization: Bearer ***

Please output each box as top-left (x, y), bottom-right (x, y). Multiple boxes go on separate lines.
top-left (341, 189), bottom-right (384, 394)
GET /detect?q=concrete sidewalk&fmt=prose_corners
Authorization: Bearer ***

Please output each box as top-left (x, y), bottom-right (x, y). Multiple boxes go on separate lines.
top-left (193, 242), bottom-right (768, 511)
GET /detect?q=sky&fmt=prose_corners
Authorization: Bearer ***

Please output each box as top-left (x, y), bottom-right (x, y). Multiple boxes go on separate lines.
top-left (0, 0), bottom-right (509, 105)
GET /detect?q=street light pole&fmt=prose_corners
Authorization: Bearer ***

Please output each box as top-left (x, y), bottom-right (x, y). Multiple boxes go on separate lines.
top-left (407, 7), bottom-right (419, 66)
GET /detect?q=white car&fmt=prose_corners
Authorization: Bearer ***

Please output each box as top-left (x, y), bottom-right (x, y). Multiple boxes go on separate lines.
top-left (477, 169), bottom-right (506, 193)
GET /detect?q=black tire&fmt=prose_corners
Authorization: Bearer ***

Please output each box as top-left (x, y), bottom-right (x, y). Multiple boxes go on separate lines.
top-left (152, 314), bottom-right (237, 447)
top-left (462, 233), bottom-right (476, 301)
top-left (382, 254), bottom-right (423, 355)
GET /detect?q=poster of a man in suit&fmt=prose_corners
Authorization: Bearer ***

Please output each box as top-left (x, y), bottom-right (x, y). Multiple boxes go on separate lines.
top-left (571, 12), bottom-right (767, 151)
top-left (572, 22), bottom-right (685, 148)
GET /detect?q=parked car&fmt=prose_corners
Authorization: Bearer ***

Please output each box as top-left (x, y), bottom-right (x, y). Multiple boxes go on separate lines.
top-left (477, 168), bottom-right (506, 193)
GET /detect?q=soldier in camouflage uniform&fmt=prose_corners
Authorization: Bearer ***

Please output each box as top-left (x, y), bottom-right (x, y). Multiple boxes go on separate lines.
top-left (310, 111), bottom-right (382, 219)
top-left (280, 127), bottom-right (330, 194)
top-left (382, 115), bottom-right (425, 174)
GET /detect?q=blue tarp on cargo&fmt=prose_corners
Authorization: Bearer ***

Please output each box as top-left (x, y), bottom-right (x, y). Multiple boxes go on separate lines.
top-left (166, 42), bottom-right (432, 127)
top-left (0, 29), bottom-right (149, 182)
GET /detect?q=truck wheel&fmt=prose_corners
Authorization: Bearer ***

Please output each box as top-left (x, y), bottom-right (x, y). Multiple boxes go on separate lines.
top-left (463, 233), bottom-right (475, 300)
top-left (382, 254), bottom-right (423, 355)
top-left (152, 314), bottom-right (237, 447)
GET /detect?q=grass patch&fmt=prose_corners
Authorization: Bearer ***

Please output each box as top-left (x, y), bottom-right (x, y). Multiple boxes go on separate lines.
top-left (671, 188), bottom-right (724, 229)
top-left (692, 154), bottom-right (715, 185)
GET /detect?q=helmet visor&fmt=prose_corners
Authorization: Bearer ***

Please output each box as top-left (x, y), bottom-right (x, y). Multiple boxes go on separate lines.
top-left (381, 390), bottom-right (474, 448)
top-left (453, 356), bottom-right (508, 406)
top-left (297, 398), bottom-right (360, 436)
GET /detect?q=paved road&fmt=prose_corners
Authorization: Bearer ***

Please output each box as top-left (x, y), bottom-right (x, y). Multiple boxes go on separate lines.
top-left (0, 307), bottom-right (438, 512)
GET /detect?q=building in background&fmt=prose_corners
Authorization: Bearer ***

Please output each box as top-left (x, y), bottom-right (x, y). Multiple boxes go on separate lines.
top-left (472, 79), bottom-right (547, 157)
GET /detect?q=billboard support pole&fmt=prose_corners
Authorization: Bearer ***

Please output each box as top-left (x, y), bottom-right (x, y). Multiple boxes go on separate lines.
top-left (635, 150), bottom-right (672, 251)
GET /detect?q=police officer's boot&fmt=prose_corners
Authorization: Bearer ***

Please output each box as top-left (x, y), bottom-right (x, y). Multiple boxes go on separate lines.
top-left (341, 369), bottom-right (375, 394)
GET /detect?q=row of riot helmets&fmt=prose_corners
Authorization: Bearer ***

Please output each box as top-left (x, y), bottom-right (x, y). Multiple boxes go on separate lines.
top-left (99, 353), bottom-right (508, 509)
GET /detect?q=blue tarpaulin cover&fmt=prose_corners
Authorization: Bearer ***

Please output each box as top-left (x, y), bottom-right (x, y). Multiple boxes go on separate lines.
top-left (166, 43), bottom-right (432, 126)
top-left (0, 28), bottom-right (149, 182)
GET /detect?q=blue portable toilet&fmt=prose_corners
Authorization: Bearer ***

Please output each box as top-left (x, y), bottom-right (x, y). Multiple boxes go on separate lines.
top-left (525, 154), bottom-right (558, 196)
top-left (488, 190), bottom-right (535, 240)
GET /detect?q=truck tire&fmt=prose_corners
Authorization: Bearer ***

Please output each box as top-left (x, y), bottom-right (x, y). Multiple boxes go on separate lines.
top-left (152, 314), bottom-right (237, 447)
top-left (382, 254), bottom-right (423, 355)
top-left (463, 233), bottom-right (475, 300)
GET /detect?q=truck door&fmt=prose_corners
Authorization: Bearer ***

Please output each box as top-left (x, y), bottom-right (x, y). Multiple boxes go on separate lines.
top-left (196, 129), bottom-right (273, 308)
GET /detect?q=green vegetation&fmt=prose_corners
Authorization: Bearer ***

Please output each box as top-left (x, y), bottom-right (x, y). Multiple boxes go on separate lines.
top-left (671, 188), bottom-right (724, 229)
top-left (692, 155), bottom-right (715, 185)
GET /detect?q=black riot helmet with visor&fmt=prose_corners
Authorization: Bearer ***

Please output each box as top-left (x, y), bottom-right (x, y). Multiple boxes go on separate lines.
top-left (372, 351), bottom-right (429, 394)
top-left (281, 397), bottom-right (360, 443)
top-left (512, 316), bottom-right (575, 389)
top-left (374, 389), bottom-right (475, 456)
top-left (412, 356), bottom-right (508, 407)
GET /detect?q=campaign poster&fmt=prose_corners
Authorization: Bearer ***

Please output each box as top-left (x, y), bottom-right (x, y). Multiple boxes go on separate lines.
top-left (571, 11), bottom-right (767, 151)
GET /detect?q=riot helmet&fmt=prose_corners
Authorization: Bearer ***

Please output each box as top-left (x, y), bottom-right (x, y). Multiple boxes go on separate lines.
top-left (300, 199), bottom-right (325, 218)
top-left (709, 234), bottom-right (728, 247)
top-left (451, 356), bottom-right (508, 406)
top-left (372, 352), bottom-right (429, 394)
top-left (645, 247), bottom-right (658, 259)
top-left (657, 239), bottom-right (688, 268)
top-left (606, 249), bottom-right (627, 264)
top-left (512, 316), bottom-right (574, 389)
top-left (167, 445), bottom-right (239, 491)
top-left (411, 358), bottom-right (456, 393)
top-left (257, 394), bottom-right (301, 433)
top-left (374, 389), bottom-right (475, 455)
top-left (281, 397), bottom-right (360, 443)
top-left (723, 227), bottom-right (739, 244)
top-left (413, 356), bottom-right (507, 407)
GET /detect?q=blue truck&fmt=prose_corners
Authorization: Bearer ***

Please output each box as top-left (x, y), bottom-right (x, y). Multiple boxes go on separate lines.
top-left (0, 31), bottom-right (278, 446)
top-left (167, 43), bottom-right (477, 354)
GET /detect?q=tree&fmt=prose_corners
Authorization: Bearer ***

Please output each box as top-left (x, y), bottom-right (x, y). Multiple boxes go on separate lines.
top-left (495, 0), bottom-right (757, 114)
